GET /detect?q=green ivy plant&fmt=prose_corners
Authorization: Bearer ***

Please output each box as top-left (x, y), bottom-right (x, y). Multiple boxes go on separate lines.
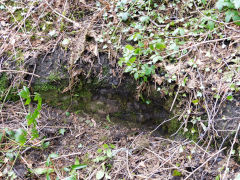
top-left (118, 44), bottom-right (157, 82)
top-left (216, 0), bottom-right (240, 25)
top-left (93, 144), bottom-right (115, 180)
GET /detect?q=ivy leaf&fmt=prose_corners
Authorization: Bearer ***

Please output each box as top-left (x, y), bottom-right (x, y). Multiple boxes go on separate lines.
top-left (172, 170), bottom-right (182, 176)
top-left (232, 0), bottom-right (240, 9)
top-left (139, 16), bottom-right (150, 23)
top-left (119, 12), bottom-right (129, 21)
top-left (192, 99), bottom-right (199, 105)
top-left (49, 153), bottom-right (59, 159)
top-left (15, 129), bottom-right (27, 146)
top-left (232, 13), bottom-right (240, 25)
top-left (59, 128), bottom-right (66, 135)
top-left (118, 59), bottom-right (123, 67)
top-left (48, 30), bottom-right (57, 37)
top-left (155, 42), bottom-right (166, 50)
top-left (34, 93), bottom-right (42, 110)
top-left (125, 66), bottom-right (133, 73)
top-left (179, 28), bottom-right (185, 36)
top-left (225, 10), bottom-right (236, 22)
top-left (134, 72), bottom-right (139, 80)
top-left (110, 144), bottom-right (115, 149)
top-left (31, 128), bottom-right (39, 139)
top-left (106, 149), bottom-right (112, 158)
top-left (42, 141), bottom-right (50, 149)
top-left (207, 20), bottom-right (215, 30)
top-left (103, 144), bottom-right (109, 149)
top-left (227, 95), bottom-right (233, 101)
top-left (150, 54), bottom-right (163, 63)
top-left (5, 129), bottom-right (15, 138)
top-left (216, 0), bottom-right (234, 10)
top-left (129, 56), bottom-right (136, 63)
top-left (96, 170), bottom-right (105, 180)
top-left (46, 153), bottom-right (58, 166)
top-left (201, 0), bottom-right (206, 5)
top-left (125, 44), bottom-right (134, 51)
top-left (200, 122), bottom-right (207, 132)
top-left (19, 86), bottom-right (31, 104)
top-left (26, 113), bottom-right (34, 126)
top-left (216, 0), bottom-right (225, 10)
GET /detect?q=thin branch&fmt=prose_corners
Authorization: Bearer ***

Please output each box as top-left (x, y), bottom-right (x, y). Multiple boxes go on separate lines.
top-left (0, 70), bottom-right (40, 77)
top-left (222, 122), bottom-right (240, 180)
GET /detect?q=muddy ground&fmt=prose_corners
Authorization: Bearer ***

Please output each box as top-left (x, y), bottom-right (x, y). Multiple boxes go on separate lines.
top-left (1, 102), bottom-right (239, 180)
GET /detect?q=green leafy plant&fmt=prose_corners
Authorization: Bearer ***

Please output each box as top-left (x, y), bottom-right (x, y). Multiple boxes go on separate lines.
top-left (96, 165), bottom-right (111, 180)
top-left (33, 167), bottom-right (55, 180)
top-left (94, 144), bottom-right (115, 163)
top-left (63, 158), bottom-right (87, 180)
top-left (32, 153), bottom-right (59, 180)
top-left (200, 9), bottom-right (218, 30)
top-left (172, 169), bottom-right (182, 177)
top-left (4, 128), bottom-right (26, 147)
top-left (216, 0), bottom-right (240, 25)
top-left (19, 86), bottom-right (42, 140)
top-left (118, 44), bottom-right (156, 82)
top-left (93, 144), bottom-right (115, 180)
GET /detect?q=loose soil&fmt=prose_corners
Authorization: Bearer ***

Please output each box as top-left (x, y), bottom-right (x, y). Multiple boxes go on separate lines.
top-left (0, 102), bottom-right (239, 179)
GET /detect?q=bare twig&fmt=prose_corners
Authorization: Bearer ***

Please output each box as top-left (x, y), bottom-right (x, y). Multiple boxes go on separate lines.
top-left (222, 123), bottom-right (240, 180)
top-left (0, 70), bottom-right (40, 77)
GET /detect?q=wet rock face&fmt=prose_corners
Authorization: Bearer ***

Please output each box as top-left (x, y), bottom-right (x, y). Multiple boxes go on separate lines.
top-left (27, 47), bottom-right (121, 87)
top-left (89, 87), bottom-right (170, 125)
top-left (27, 47), bottom-right (69, 84)
top-left (27, 47), bottom-right (170, 129)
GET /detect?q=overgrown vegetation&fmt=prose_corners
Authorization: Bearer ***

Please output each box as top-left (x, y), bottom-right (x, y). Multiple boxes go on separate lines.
top-left (0, 0), bottom-right (240, 179)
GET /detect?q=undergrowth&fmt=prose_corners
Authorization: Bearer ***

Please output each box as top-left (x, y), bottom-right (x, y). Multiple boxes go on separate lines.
top-left (0, 0), bottom-right (240, 178)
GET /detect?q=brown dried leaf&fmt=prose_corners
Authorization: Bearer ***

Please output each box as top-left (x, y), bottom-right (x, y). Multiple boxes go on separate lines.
top-left (88, 43), bottom-right (98, 57)
top-left (152, 74), bottom-right (163, 86)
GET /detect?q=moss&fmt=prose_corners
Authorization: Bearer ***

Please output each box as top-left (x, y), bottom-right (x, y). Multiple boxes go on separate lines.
top-left (164, 117), bottom-right (181, 135)
top-left (9, 9), bottom-right (33, 32)
top-left (112, 112), bottom-right (122, 118)
top-left (0, 74), bottom-right (19, 102)
top-left (39, 21), bottom-right (53, 32)
top-left (33, 80), bottom-right (67, 109)
top-left (162, 116), bottom-right (199, 141)
top-left (47, 72), bottom-right (62, 82)
top-left (25, 20), bottom-right (34, 32)
top-left (102, 65), bottom-right (109, 76)
top-left (11, 9), bottom-right (24, 23)
top-left (162, 96), bottom-right (174, 111)
top-left (0, 73), bottom-right (8, 100)
top-left (13, 49), bottom-right (25, 65)
top-left (82, 153), bottom-right (91, 165)
top-left (33, 82), bottom-right (59, 92)
top-left (32, 79), bottom-right (94, 111)
top-left (181, 126), bottom-right (199, 142)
